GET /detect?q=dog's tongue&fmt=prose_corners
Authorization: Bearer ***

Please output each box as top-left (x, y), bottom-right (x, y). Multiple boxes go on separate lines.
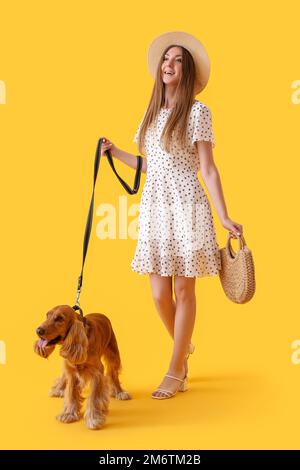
top-left (38, 339), bottom-right (48, 348)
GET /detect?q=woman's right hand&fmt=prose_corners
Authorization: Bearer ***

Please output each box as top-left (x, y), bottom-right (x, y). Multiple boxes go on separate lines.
top-left (221, 216), bottom-right (243, 239)
top-left (100, 137), bottom-right (116, 156)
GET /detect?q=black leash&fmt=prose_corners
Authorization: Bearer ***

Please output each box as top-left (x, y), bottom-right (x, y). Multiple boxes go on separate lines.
top-left (72, 137), bottom-right (143, 322)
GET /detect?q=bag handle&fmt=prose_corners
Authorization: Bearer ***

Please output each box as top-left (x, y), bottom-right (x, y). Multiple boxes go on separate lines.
top-left (73, 137), bottom-right (143, 317)
top-left (226, 232), bottom-right (246, 259)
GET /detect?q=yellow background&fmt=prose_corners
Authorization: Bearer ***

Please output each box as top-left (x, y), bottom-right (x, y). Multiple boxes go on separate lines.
top-left (0, 0), bottom-right (299, 450)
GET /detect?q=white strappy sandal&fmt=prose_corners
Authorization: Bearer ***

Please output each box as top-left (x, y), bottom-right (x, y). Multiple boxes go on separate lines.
top-left (151, 373), bottom-right (188, 400)
top-left (151, 343), bottom-right (195, 400)
top-left (185, 342), bottom-right (195, 377)
top-left (188, 342), bottom-right (195, 355)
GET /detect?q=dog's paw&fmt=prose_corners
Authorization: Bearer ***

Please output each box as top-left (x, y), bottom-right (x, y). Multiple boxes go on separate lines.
top-left (84, 413), bottom-right (106, 430)
top-left (56, 411), bottom-right (80, 423)
top-left (115, 390), bottom-right (132, 400)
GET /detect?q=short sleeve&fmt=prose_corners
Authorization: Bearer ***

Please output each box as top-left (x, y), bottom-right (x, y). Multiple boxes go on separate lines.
top-left (192, 103), bottom-right (215, 148)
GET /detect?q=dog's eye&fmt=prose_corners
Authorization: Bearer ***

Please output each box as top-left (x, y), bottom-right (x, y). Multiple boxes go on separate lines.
top-left (55, 316), bottom-right (64, 322)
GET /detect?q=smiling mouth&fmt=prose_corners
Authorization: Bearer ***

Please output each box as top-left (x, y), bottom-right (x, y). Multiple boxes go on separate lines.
top-left (38, 336), bottom-right (62, 348)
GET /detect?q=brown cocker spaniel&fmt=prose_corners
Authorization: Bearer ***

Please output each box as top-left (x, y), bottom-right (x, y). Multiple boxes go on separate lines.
top-left (34, 305), bottom-right (131, 429)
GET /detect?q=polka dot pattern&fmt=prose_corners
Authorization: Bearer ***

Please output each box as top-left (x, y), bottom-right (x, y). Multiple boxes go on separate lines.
top-left (131, 100), bottom-right (221, 278)
top-left (192, 102), bottom-right (215, 149)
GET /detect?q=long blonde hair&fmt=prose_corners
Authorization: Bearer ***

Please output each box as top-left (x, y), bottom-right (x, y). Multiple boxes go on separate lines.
top-left (136, 45), bottom-right (197, 155)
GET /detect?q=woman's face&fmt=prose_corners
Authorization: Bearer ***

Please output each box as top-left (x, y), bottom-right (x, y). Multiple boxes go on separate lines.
top-left (161, 46), bottom-right (183, 87)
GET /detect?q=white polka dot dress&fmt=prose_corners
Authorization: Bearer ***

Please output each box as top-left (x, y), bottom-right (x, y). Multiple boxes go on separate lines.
top-left (130, 100), bottom-right (222, 278)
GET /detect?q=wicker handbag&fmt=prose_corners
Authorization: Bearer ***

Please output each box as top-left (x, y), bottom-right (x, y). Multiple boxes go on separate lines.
top-left (218, 233), bottom-right (256, 303)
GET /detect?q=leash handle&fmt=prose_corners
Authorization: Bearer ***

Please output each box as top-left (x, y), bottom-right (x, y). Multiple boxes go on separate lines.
top-left (106, 144), bottom-right (143, 195)
top-left (73, 138), bottom-right (143, 313)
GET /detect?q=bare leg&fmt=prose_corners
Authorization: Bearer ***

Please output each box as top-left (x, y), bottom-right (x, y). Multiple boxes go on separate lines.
top-left (152, 275), bottom-right (196, 397)
top-left (149, 273), bottom-right (175, 338)
top-left (149, 273), bottom-right (193, 376)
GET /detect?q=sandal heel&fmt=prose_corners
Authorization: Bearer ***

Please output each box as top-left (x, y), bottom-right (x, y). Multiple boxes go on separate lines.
top-left (179, 376), bottom-right (188, 392)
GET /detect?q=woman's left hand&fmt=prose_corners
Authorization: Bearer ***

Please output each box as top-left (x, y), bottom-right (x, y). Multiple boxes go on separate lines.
top-left (221, 217), bottom-right (243, 238)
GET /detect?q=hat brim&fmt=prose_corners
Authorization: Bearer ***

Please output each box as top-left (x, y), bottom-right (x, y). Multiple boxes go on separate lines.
top-left (148, 30), bottom-right (211, 95)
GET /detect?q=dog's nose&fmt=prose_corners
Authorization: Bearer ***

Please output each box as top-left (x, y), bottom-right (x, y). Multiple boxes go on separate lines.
top-left (36, 327), bottom-right (45, 337)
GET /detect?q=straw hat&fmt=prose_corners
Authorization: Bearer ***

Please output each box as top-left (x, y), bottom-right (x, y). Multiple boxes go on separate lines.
top-left (148, 31), bottom-right (211, 95)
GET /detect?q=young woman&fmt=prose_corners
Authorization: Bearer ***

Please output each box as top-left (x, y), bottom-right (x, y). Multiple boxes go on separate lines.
top-left (101, 31), bottom-right (243, 400)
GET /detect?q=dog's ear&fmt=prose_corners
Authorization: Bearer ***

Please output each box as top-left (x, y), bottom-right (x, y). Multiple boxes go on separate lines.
top-left (60, 320), bottom-right (88, 364)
